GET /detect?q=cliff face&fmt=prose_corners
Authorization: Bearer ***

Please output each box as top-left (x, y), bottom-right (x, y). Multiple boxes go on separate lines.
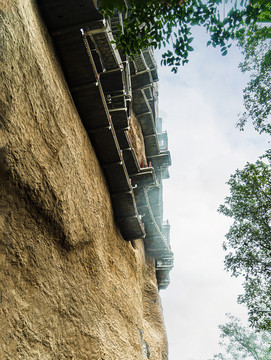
top-left (0, 1), bottom-right (168, 359)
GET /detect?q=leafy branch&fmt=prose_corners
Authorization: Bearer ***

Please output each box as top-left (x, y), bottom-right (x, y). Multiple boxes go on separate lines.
top-left (99, 0), bottom-right (270, 72)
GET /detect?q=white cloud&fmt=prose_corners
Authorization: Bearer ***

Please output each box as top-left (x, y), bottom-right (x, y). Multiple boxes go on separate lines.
top-left (156, 27), bottom-right (269, 360)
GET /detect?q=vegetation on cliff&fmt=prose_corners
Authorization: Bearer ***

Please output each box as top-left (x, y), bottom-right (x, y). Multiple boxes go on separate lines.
top-left (237, 24), bottom-right (271, 135)
top-left (218, 7), bottom-right (271, 331)
top-left (100, 0), bottom-right (271, 73)
top-left (209, 314), bottom-right (271, 360)
top-left (218, 155), bottom-right (271, 331)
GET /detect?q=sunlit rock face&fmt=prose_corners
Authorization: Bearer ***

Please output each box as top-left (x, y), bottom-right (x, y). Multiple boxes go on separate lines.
top-left (0, 1), bottom-right (168, 358)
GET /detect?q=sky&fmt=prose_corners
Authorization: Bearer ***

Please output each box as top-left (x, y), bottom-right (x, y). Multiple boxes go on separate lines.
top-left (155, 28), bottom-right (270, 360)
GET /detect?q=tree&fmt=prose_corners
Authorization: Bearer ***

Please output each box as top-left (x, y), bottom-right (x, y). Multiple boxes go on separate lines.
top-left (236, 21), bottom-right (271, 135)
top-left (218, 154), bottom-right (271, 330)
top-left (209, 314), bottom-right (271, 360)
top-left (99, 0), bottom-right (271, 72)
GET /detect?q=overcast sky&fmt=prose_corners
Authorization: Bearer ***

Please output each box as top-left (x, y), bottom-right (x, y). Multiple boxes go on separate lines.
top-left (155, 27), bottom-right (270, 360)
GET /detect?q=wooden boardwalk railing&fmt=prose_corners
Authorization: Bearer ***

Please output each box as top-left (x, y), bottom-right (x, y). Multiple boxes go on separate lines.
top-left (37, 0), bottom-right (173, 289)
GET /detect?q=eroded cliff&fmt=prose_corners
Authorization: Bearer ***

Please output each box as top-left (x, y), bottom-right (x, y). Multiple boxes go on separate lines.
top-left (0, 1), bottom-right (168, 359)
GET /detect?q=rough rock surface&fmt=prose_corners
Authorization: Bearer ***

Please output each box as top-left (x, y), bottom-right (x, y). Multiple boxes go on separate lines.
top-left (0, 1), bottom-right (168, 359)
top-left (128, 111), bottom-right (147, 168)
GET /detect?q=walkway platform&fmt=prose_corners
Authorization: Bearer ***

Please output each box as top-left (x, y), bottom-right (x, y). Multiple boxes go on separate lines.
top-left (37, 0), bottom-right (174, 289)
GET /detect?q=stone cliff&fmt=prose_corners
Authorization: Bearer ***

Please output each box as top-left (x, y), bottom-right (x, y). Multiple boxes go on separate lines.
top-left (0, 1), bottom-right (172, 359)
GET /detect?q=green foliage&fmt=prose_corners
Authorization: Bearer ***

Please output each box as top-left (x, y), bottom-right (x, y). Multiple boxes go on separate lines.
top-left (236, 23), bottom-right (271, 135)
top-left (99, 0), bottom-right (270, 72)
top-left (209, 314), bottom-right (271, 360)
top-left (218, 155), bottom-right (271, 330)
top-left (218, 0), bottom-right (271, 331)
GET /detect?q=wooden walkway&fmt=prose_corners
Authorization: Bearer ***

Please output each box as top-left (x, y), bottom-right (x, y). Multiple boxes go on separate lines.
top-left (37, 0), bottom-right (173, 290)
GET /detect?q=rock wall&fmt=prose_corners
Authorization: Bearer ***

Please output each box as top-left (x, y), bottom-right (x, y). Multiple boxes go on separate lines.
top-left (128, 111), bottom-right (148, 168)
top-left (0, 1), bottom-right (168, 359)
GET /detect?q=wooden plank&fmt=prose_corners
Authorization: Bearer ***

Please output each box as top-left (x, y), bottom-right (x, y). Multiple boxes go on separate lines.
top-left (133, 187), bottom-right (147, 208)
top-left (144, 221), bottom-right (162, 238)
top-left (100, 68), bottom-right (124, 93)
top-left (132, 90), bottom-right (150, 115)
top-left (91, 48), bottom-right (104, 73)
top-left (144, 134), bottom-right (160, 156)
top-left (89, 127), bottom-right (121, 165)
top-left (161, 168), bottom-right (170, 179)
top-left (149, 204), bottom-right (162, 219)
top-left (157, 132), bottom-right (168, 151)
top-left (145, 242), bottom-right (172, 257)
top-left (131, 169), bottom-right (156, 187)
top-left (142, 49), bottom-right (155, 68)
top-left (103, 162), bottom-right (131, 194)
top-left (141, 49), bottom-right (159, 82)
top-left (52, 31), bottom-right (96, 87)
top-left (72, 85), bottom-right (110, 130)
top-left (156, 270), bottom-right (170, 290)
top-left (162, 224), bottom-right (171, 247)
top-left (139, 113), bottom-right (156, 136)
top-left (117, 216), bottom-right (145, 241)
top-left (108, 94), bottom-right (126, 111)
top-left (133, 53), bottom-right (148, 72)
top-left (156, 257), bottom-right (174, 270)
top-left (131, 71), bottom-right (152, 91)
top-left (116, 130), bottom-right (130, 150)
top-left (37, 0), bottom-right (102, 32)
top-left (148, 186), bottom-right (161, 205)
top-left (144, 87), bottom-right (152, 100)
top-left (122, 149), bottom-right (139, 175)
top-left (147, 151), bottom-right (171, 168)
top-left (111, 191), bottom-right (138, 218)
top-left (151, 69), bottom-right (159, 82)
top-left (91, 30), bottom-right (122, 71)
top-left (109, 109), bottom-right (129, 130)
